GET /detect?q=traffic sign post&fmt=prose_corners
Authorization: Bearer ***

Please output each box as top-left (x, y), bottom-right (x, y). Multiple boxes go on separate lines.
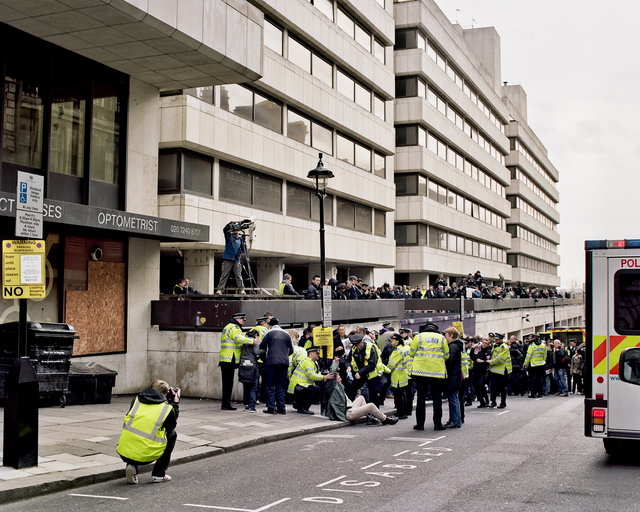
top-left (4, 169), bottom-right (44, 470)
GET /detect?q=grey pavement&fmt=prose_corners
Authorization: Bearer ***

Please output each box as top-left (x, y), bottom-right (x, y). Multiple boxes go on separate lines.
top-left (0, 395), bottom-right (396, 504)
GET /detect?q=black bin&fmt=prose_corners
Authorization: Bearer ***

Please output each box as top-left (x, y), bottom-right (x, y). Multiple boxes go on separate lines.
top-left (67, 362), bottom-right (118, 405)
top-left (0, 321), bottom-right (78, 407)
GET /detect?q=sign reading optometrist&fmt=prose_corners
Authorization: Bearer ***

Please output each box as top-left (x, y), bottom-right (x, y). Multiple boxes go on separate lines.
top-left (15, 171), bottom-right (44, 239)
top-left (2, 240), bottom-right (46, 299)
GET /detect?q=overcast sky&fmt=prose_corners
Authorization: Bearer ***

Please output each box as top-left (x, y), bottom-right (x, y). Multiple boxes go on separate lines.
top-left (437, 0), bottom-right (639, 289)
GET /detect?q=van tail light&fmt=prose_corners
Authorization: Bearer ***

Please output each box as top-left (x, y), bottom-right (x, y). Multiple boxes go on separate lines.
top-left (592, 408), bottom-right (606, 432)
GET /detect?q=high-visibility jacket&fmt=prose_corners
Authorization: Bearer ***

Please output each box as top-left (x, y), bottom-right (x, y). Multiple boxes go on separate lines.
top-left (525, 341), bottom-right (547, 367)
top-left (278, 282), bottom-right (286, 295)
top-left (351, 340), bottom-right (383, 380)
top-left (288, 346), bottom-right (307, 379)
top-left (420, 289), bottom-right (428, 299)
top-left (220, 321), bottom-right (253, 363)
top-left (372, 342), bottom-right (390, 376)
top-left (387, 346), bottom-right (408, 388)
top-left (461, 348), bottom-right (470, 379)
top-left (288, 356), bottom-right (324, 393)
top-left (116, 397), bottom-right (173, 463)
top-left (409, 331), bottom-right (449, 379)
top-left (490, 342), bottom-right (512, 375)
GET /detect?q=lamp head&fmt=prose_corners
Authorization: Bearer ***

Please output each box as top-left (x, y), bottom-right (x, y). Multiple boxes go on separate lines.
top-left (307, 153), bottom-right (334, 193)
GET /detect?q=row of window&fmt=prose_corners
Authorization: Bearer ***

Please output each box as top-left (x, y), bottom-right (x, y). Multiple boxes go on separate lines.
top-left (395, 223), bottom-right (508, 263)
top-left (395, 173), bottom-right (506, 230)
top-left (185, 84), bottom-right (386, 178)
top-left (158, 151), bottom-right (387, 236)
top-left (508, 196), bottom-right (557, 231)
top-left (265, 24), bottom-right (385, 120)
top-left (304, 0), bottom-right (386, 63)
top-left (510, 138), bottom-right (556, 186)
top-left (507, 254), bottom-right (558, 276)
top-left (509, 166), bottom-right (558, 211)
top-left (507, 224), bottom-right (557, 253)
top-left (396, 76), bottom-right (506, 166)
top-left (396, 124), bottom-right (506, 198)
top-left (395, 28), bottom-right (505, 134)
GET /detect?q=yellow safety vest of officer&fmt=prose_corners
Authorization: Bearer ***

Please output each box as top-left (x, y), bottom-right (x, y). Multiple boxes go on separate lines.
top-left (117, 394), bottom-right (173, 463)
top-left (386, 333), bottom-right (409, 388)
top-left (489, 337), bottom-right (512, 375)
top-left (524, 338), bottom-right (547, 367)
top-left (288, 348), bottom-right (327, 393)
top-left (220, 313), bottom-right (254, 363)
top-left (409, 328), bottom-right (449, 379)
top-left (351, 337), bottom-right (386, 380)
top-left (288, 345), bottom-right (307, 379)
top-left (461, 346), bottom-right (470, 379)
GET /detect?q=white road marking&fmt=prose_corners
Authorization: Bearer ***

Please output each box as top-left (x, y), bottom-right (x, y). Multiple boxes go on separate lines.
top-left (184, 498), bottom-right (290, 511)
top-left (360, 461), bottom-right (382, 469)
top-left (386, 436), bottom-right (445, 443)
top-left (68, 493), bottom-right (128, 501)
top-left (201, 425), bottom-right (228, 431)
top-left (316, 475), bottom-right (347, 487)
top-left (322, 488), bottom-right (364, 494)
top-left (497, 410), bottom-right (510, 416)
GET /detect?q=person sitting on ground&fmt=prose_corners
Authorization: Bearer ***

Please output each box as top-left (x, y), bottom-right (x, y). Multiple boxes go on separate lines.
top-left (117, 380), bottom-right (179, 484)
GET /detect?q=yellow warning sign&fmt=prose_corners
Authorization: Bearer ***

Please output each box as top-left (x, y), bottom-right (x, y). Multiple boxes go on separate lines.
top-left (2, 240), bottom-right (46, 299)
top-left (313, 326), bottom-right (334, 359)
top-left (452, 321), bottom-right (464, 336)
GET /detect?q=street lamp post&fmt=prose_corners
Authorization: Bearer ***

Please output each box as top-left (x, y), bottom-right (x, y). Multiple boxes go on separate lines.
top-left (307, 153), bottom-right (334, 308)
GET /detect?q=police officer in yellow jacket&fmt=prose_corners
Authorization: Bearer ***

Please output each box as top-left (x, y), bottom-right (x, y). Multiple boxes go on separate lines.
top-left (524, 332), bottom-right (547, 398)
top-left (348, 333), bottom-right (386, 408)
top-left (409, 322), bottom-right (449, 431)
top-left (387, 333), bottom-right (409, 419)
top-left (220, 312), bottom-right (257, 410)
top-left (117, 380), bottom-right (179, 484)
top-left (489, 333), bottom-right (512, 409)
top-left (288, 346), bottom-right (334, 414)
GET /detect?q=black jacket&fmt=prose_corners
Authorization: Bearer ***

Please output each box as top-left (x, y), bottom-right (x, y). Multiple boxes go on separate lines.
top-left (259, 326), bottom-right (294, 366)
top-left (471, 346), bottom-right (491, 375)
top-left (510, 344), bottom-right (524, 371)
top-left (553, 347), bottom-right (569, 370)
top-left (304, 283), bottom-right (322, 300)
top-left (445, 339), bottom-right (464, 391)
top-left (351, 341), bottom-right (378, 378)
top-left (130, 387), bottom-right (179, 434)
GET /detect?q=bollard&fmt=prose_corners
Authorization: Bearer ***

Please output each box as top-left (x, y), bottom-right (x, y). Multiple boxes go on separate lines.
top-left (3, 356), bottom-right (39, 468)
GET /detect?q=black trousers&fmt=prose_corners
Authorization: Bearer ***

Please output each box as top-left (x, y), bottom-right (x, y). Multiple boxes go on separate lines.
top-left (392, 386), bottom-right (408, 417)
top-left (413, 376), bottom-right (444, 428)
top-left (458, 380), bottom-right (467, 422)
top-left (347, 375), bottom-right (383, 408)
top-left (490, 371), bottom-right (508, 406)
top-left (528, 365), bottom-right (545, 396)
top-left (404, 379), bottom-right (414, 415)
top-left (219, 361), bottom-right (237, 407)
top-left (294, 384), bottom-right (320, 411)
top-left (120, 429), bottom-right (177, 477)
top-left (473, 371), bottom-right (488, 405)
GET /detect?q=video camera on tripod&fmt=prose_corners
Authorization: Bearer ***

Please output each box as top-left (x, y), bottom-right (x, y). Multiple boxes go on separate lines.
top-left (230, 216), bottom-right (256, 234)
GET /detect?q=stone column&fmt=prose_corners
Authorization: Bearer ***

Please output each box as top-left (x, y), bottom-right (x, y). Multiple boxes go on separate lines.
top-left (256, 258), bottom-right (284, 291)
top-left (183, 249), bottom-right (215, 294)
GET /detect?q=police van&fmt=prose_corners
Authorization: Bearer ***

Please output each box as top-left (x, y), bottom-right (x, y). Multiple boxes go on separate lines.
top-left (585, 239), bottom-right (640, 452)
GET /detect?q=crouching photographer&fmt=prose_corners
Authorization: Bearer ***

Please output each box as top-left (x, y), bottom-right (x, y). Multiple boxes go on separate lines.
top-left (116, 380), bottom-right (180, 484)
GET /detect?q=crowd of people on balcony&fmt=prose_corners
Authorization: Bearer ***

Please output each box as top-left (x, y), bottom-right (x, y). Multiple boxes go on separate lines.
top-left (297, 270), bottom-right (570, 301)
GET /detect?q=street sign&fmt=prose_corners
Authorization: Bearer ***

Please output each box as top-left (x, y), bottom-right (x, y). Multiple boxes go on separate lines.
top-left (2, 240), bottom-right (46, 299)
top-left (15, 171), bottom-right (43, 239)
top-left (322, 285), bottom-right (332, 327)
top-left (452, 321), bottom-right (464, 335)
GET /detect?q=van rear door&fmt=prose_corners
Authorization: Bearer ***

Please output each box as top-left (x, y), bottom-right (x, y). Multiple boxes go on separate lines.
top-left (606, 257), bottom-right (640, 435)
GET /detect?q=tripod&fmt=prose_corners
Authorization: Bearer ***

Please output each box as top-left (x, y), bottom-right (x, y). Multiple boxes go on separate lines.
top-left (239, 235), bottom-right (258, 294)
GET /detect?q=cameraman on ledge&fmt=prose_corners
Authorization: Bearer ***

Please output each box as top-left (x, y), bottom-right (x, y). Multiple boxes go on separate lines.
top-left (216, 221), bottom-right (246, 295)
top-left (116, 380), bottom-right (180, 484)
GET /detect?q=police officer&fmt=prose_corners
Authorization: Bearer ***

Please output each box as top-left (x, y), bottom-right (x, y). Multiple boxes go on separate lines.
top-left (524, 333), bottom-right (547, 398)
top-left (471, 337), bottom-right (491, 407)
top-left (386, 333), bottom-right (409, 419)
top-left (488, 333), bottom-right (512, 409)
top-left (219, 313), bottom-right (258, 410)
top-left (409, 322), bottom-right (449, 431)
top-left (348, 333), bottom-right (386, 408)
top-left (117, 380), bottom-right (179, 484)
top-left (288, 346), bottom-right (334, 414)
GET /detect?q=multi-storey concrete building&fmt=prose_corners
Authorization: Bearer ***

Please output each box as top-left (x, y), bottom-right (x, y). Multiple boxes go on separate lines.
top-left (158, 0), bottom-right (397, 292)
top-left (392, 0), bottom-right (559, 290)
